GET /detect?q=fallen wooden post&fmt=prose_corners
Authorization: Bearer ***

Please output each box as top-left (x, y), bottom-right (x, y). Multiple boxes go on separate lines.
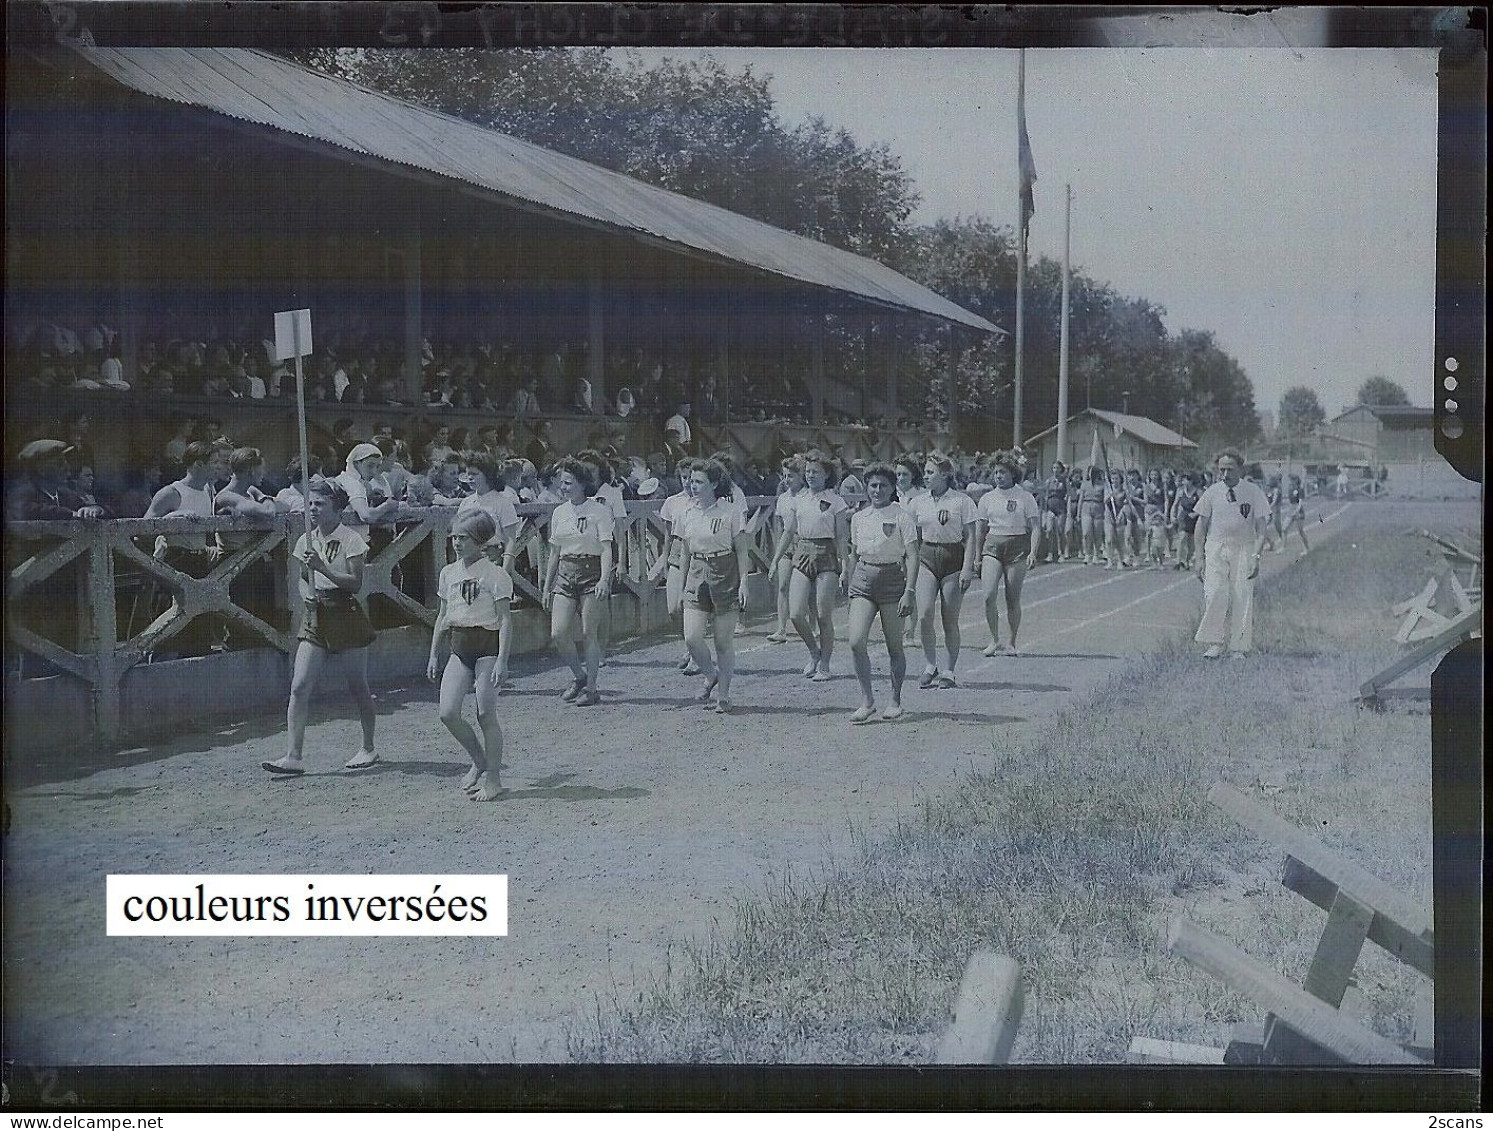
top-left (1127, 1036), bottom-right (1226, 1064)
top-left (1390, 577), bottom-right (1438, 617)
top-left (1166, 917), bottom-right (1423, 1065)
top-left (933, 951), bottom-right (1023, 1064)
top-left (1358, 604), bottom-right (1482, 707)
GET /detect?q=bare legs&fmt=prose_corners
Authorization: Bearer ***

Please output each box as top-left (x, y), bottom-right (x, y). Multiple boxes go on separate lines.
top-left (983, 556), bottom-right (1031, 651)
top-left (438, 655), bottom-right (504, 799)
top-left (788, 568), bottom-right (837, 678)
top-left (849, 598), bottom-right (906, 719)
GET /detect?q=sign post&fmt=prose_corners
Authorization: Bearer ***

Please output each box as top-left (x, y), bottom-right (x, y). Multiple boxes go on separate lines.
top-left (274, 308), bottom-right (314, 544)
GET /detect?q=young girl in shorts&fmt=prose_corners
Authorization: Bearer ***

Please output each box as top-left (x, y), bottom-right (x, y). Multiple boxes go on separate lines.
top-left (766, 449), bottom-right (849, 682)
top-left (1144, 469), bottom-right (1169, 568)
top-left (1103, 470), bottom-right (1128, 570)
top-left (660, 456), bottom-right (700, 670)
top-left (977, 453), bottom-right (1041, 655)
top-left (846, 464), bottom-right (921, 722)
top-left (765, 456), bottom-right (808, 645)
top-left (262, 479), bottom-right (379, 776)
top-left (909, 451), bottom-right (977, 688)
top-left (676, 458), bottom-right (752, 713)
top-left (1079, 467), bottom-right (1106, 565)
top-left (428, 510), bottom-right (513, 801)
top-left (543, 457), bottom-right (614, 707)
top-left (1280, 473), bottom-right (1312, 556)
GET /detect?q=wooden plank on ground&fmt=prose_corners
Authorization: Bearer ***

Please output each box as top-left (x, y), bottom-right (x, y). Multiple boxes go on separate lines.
top-left (1302, 889), bottom-right (1374, 1007)
top-left (1279, 856), bottom-right (1435, 978)
top-left (1391, 577), bottom-right (1437, 617)
top-left (1166, 917), bottom-right (1422, 1064)
top-left (1447, 572), bottom-right (1474, 614)
top-left (1406, 610), bottom-right (1453, 642)
top-left (932, 951), bottom-right (1023, 1065)
top-left (1357, 605), bottom-right (1482, 703)
top-left (1128, 1037), bottom-right (1226, 1064)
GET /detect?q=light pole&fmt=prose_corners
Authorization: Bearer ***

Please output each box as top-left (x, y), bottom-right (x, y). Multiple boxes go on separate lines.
top-left (1121, 389), bottom-right (1131, 415)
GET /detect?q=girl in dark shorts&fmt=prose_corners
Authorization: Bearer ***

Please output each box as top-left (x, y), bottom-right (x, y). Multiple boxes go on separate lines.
top-left (677, 458), bottom-right (752, 713)
top-left (909, 451), bottom-right (977, 689)
top-left (766, 449), bottom-right (849, 682)
top-left (765, 456), bottom-right (807, 645)
top-left (262, 479), bottom-right (378, 776)
top-left (428, 510), bottom-right (514, 801)
top-left (845, 464), bottom-right (921, 722)
top-left (976, 453), bottom-right (1041, 656)
top-left (542, 457), bottom-right (615, 707)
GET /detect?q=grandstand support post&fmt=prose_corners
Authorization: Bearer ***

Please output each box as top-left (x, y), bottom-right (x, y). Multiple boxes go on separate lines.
top-left (886, 315), bottom-right (900, 416)
top-left (861, 308), bottom-right (874, 423)
top-left (810, 302), bottom-right (825, 425)
top-left (947, 325), bottom-right (960, 445)
top-left (116, 178), bottom-right (141, 386)
top-left (402, 225), bottom-right (423, 400)
top-left (717, 289), bottom-right (731, 424)
top-left (588, 261), bottom-right (605, 416)
top-left (86, 528), bottom-right (122, 744)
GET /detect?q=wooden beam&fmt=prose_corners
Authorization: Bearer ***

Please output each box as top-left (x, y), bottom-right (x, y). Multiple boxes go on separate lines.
top-left (1166, 917), bottom-right (1423, 1064)
top-left (933, 951), bottom-right (1023, 1065)
top-left (1128, 1037), bottom-right (1226, 1064)
top-left (1301, 889), bottom-right (1375, 1007)
top-left (1278, 855), bottom-right (1435, 978)
top-left (1358, 604), bottom-right (1481, 702)
top-left (7, 537), bottom-right (90, 600)
top-left (1390, 577), bottom-right (1437, 617)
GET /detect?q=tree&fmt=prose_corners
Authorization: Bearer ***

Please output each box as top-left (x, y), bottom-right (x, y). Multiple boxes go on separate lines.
top-left (1355, 375), bottom-right (1412, 408)
top-left (1278, 386), bottom-right (1326, 438)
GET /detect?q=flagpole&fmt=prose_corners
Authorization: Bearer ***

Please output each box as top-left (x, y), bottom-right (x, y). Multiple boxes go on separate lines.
top-left (1056, 183), bottom-right (1072, 467)
top-left (1013, 51), bottom-right (1028, 451)
top-left (293, 319), bottom-right (311, 545)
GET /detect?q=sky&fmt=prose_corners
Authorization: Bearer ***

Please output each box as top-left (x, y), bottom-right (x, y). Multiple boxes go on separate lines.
top-left (619, 47), bottom-right (1440, 422)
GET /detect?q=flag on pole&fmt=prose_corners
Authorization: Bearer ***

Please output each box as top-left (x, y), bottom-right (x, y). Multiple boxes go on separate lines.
top-left (1089, 425), bottom-right (1102, 471)
top-left (1017, 53), bottom-right (1038, 242)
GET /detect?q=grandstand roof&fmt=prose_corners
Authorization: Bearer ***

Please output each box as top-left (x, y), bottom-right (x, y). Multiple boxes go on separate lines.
top-left (67, 45), bottom-right (1002, 335)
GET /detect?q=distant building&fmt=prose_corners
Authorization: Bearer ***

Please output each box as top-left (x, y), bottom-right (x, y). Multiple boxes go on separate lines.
top-left (1257, 409), bottom-right (1275, 438)
top-left (1023, 409), bottom-right (1198, 471)
top-left (1329, 404), bottom-right (1437, 462)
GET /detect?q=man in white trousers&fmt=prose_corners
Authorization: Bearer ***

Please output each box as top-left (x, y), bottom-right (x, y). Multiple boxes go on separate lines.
top-left (1192, 450), bottom-right (1269, 659)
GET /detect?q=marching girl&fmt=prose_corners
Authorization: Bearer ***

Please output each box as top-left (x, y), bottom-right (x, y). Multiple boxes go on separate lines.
top-left (1266, 475), bottom-right (1286, 553)
top-left (909, 451), bottom-right (977, 689)
top-left (1039, 462), bottom-right (1068, 563)
top-left (262, 479), bottom-right (379, 776)
top-left (428, 510), bottom-right (513, 802)
top-left (676, 458), bottom-right (753, 714)
top-left (455, 449), bottom-right (522, 572)
top-left (542, 457), bottom-right (614, 707)
top-left (977, 452), bottom-right (1041, 656)
top-left (1103, 470), bottom-right (1128, 569)
top-left (1170, 472), bottom-right (1203, 570)
top-left (1079, 466), bottom-right (1106, 565)
top-left (1065, 468), bottom-right (1084, 560)
top-left (577, 449), bottom-right (628, 666)
top-left (1280, 473), bottom-right (1312, 556)
top-left (1144, 469), bottom-right (1169, 568)
top-left (660, 457), bottom-right (701, 670)
top-left (765, 456), bottom-right (808, 645)
top-left (1123, 469), bottom-right (1147, 567)
top-left (892, 455), bottom-right (928, 644)
top-left (845, 464), bottom-right (921, 722)
top-left (766, 449), bottom-right (849, 682)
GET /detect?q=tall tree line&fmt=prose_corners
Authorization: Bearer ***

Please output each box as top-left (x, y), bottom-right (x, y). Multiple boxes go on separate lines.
top-left (288, 47), bottom-right (1261, 448)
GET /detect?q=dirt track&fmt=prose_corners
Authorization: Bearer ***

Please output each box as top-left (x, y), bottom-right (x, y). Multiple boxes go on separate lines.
top-left (3, 500), bottom-right (1374, 1063)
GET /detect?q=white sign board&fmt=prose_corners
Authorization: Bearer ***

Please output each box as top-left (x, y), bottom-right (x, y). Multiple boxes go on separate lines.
top-left (273, 308), bottom-right (313, 361)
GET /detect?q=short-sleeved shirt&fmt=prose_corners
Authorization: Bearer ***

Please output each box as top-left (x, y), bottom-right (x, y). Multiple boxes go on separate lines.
top-left (1193, 479), bottom-right (1269, 547)
top-left (660, 490), bottom-right (695, 532)
top-left (792, 489), bottom-right (849, 539)
top-left (899, 485), bottom-right (929, 508)
top-left (852, 504), bottom-right (919, 564)
top-left (596, 482), bottom-right (627, 521)
top-left (457, 490), bottom-right (520, 542)
top-left (679, 498), bottom-right (744, 555)
top-left (549, 499), bottom-right (615, 557)
top-left (774, 487), bottom-right (808, 526)
top-left (438, 556), bottom-right (513, 629)
top-left (294, 523), bottom-right (369, 599)
top-left (1042, 476), bottom-right (1068, 513)
top-left (977, 486), bottom-right (1040, 537)
top-left (334, 469), bottom-right (379, 536)
top-left (911, 490), bottom-right (977, 545)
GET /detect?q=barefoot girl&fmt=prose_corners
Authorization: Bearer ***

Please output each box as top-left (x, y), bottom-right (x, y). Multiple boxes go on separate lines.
top-left (428, 510), bottom-right (513, 801)
top-left (262, 479), bottom-right (378, 775)
top-left (766, 449), bottom-right (849, 682)
top-left (677, 458), bottom-right (752, 713)
top-left (845, 464), bottom-right (921, 722)
top-left (660, 456), bottom-right (700, 670)
top-left (765, 455), bottom-right (807, 644)
top-left (543, 457), bottom-right (614, 707)
top-left (909, 451), bottom-right (977, 689)
top-left (977, 452), bottom-right (1041, 656)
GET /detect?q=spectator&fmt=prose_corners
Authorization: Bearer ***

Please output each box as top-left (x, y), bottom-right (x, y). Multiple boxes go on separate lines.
top-left (540, 343), bottom-right (569, 411)
top-left (215, 447), bottom-right (286, 518)
top-left (664, 401), bottom-right (693, 454)
top-left (336, 442), bottom-right (403, 535)
top-left (273, 455), bottom-right (320, 513)
top-left (525, 420), bottom-right (557, 470)
top-left (61, 411), bottom-right (97, 475)
top-left (71, 463), bottom-right (112, 516)
top-left (6, 440), bottom-right (106, 521)
top-left (510, 374), bottom-right (541, 420)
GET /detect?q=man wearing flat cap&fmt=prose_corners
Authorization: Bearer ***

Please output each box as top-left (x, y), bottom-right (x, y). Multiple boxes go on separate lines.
top-left (6, 440), bottom-right (106, 521)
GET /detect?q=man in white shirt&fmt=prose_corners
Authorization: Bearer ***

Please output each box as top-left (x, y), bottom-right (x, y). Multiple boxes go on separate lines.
top-left (1192, 449), bottom-right (1270, 659)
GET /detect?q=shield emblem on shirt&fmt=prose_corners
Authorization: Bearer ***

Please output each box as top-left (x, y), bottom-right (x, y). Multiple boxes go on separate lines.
top-left (938, 508), bottom-right (950, 526)
top-left (819, 499), bottom-right (831, 512)
top-left (323, 539), bottom-right (340, 560)
top-left (1239, 503), bottom-right (1251, 518)
top-left (882, 522), bottom-right (896, 537)
top-left (461, 578), bottom-right (479, 604)
top-left (577, 516), bottom-right (588, 533)
top-left (711, 517), bottom-right (723, 535)
top-left (1006, 500), bottom-right (1017, 513)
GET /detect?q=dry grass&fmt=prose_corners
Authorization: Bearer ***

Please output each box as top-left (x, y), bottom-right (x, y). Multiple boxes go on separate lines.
top-left (567, 510), bottom-right (1450, 1063)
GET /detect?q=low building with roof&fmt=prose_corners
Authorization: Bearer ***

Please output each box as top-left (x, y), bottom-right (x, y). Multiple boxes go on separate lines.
top-left (1021, 409), bottom-right (1198, 472)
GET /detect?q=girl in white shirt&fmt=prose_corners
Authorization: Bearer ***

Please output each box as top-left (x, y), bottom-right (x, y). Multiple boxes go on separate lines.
top-left (765, 450), bottom-right (849, 682)
top-left (677, 458), bottom-right (752, 714)
top-left (455, 450), bottom-right (521, 573)
top-left (659, 457), bottom-right (700, 673)
top-left (542, 458), bottom-right (614, 707)
top-left (845, 465), bottom-right (921, 723)
top-left (428, 510), bottom-right (514, 802)
top-left (765, 457), bottom-right (807, 645)
top-left (892, 455), bottom-right (928, 647)
top-left (261, 479), bottom-right (378, 776)
top-left (909, 451), bottom-right (978, 688)
top-left (975, 454), bottom-right (1041, 656)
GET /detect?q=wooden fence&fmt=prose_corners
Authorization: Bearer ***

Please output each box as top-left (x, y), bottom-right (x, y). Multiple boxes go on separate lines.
top-left (5, 497), bottom-right (785, 746)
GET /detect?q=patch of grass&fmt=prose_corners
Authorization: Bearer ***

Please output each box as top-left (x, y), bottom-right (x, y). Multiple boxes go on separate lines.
top-left (568, 516), bottom-right (1442, 1063)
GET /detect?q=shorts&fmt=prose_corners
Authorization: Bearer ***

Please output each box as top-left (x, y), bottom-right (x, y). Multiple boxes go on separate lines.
top-left (683, 553), bottom-right (740, 613)
top-left (554, 555), bottom-right (603, 602)
top-left (667, 537), bottom-right (687, 570)
top-left (919, 541), bottom-right (965, 582)
top-left (1081, 503), bottom-right (1105, 522)
top-left (983, 533), bottom-right (1030, 566)
top-left (450, 626), bottom-right (500, 670)
top-left (298, 592), bottom-right (376, 654)
top-left (792, 537), bottom-right (839, 580)
top-left (848, 560), bottom-right (907, 605)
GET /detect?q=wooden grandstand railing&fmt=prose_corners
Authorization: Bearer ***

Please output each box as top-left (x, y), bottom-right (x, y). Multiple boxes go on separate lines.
top-left (5, 497), bottom-right (784, 743)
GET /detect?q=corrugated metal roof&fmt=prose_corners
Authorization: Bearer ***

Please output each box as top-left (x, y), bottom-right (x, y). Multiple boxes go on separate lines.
top-left (1025, 409), bottom-right (1197, 449)
top-left (68, 45), bottom-right (1001, 335)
